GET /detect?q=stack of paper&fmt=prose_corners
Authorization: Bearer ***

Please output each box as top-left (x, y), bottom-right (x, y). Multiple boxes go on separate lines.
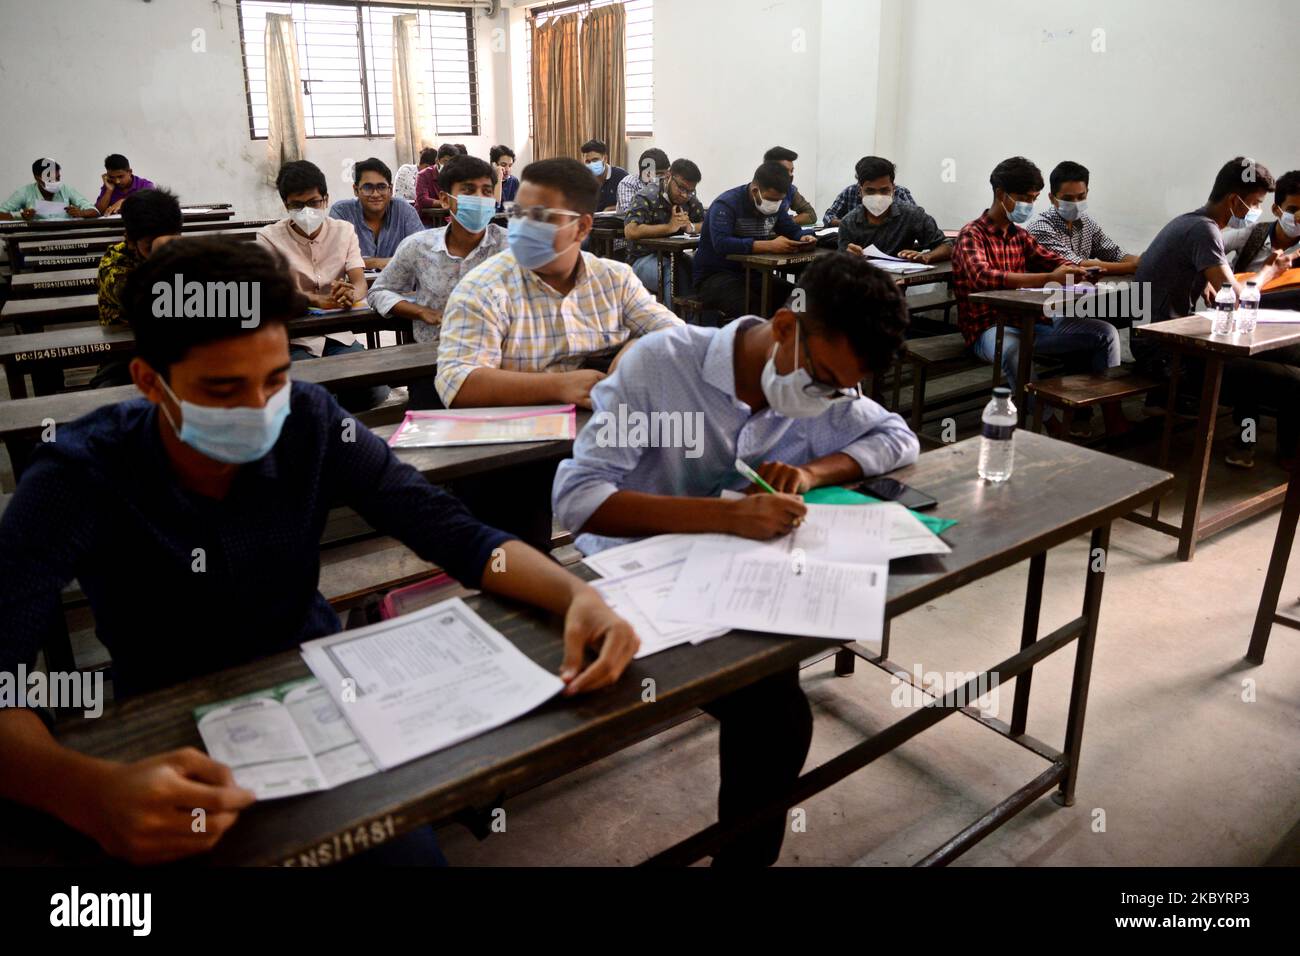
top-left (857, 244), bottom-right (929, 274)
top-left (388, 405), bottom-right (576, 448)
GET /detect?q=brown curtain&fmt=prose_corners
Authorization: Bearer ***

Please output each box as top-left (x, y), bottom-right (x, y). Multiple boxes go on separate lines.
top-left (265, 13), bottom-right (307, 178)
top-left (392, 14), bottom-right (432, 168)
top-left (580, 4), bottom-right (626, 169)
top-left (531, 14), bottom-right (582, 162)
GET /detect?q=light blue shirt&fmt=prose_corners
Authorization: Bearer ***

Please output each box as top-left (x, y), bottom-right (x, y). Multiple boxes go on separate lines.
top-left (552, 316), bottom-right (920, 555)
top-left (329, 197), bottom-right (424, 259)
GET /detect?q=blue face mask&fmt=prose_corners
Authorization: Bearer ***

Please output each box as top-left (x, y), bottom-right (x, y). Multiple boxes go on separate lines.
top-left (1281, 211), bottom-right (1300, 239)
top-left (1228, 195), bottom-right (1263, 230)
top-left (1005, 197), bottom-right (1034, 224)
top-left (452, 194), bottom-right (496, 233)
top-left (587, 160), bottom-right (606, 177)
top-left (1056, 200), bottom-right (1088, 222)
top-left (508, 217), bottom-right (577, 270)
top-left (159, 377), bottom-right (292, 464)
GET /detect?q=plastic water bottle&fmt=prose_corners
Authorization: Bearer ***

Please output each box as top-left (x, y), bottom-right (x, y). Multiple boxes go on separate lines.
top-left (1213, 283), bottom-right (1236, 335)
top-left (1235, 280), bottom-right (1260, 335)
top-left (978, 387), bottom-right (1017, 482)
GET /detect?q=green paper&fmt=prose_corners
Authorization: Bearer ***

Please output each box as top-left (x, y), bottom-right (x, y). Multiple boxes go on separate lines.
top-left (802, 486), bottom-right (958, 536)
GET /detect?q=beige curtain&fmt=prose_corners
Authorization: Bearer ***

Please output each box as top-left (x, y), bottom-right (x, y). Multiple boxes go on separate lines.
top-left (265, 13), bottom-right (307, 176)
top-left (580, 5), bottom-right (626, 169)
top-left (392, 14), bottom-right (432, 168)
top-left (531, 14), bottom-right (583, 162)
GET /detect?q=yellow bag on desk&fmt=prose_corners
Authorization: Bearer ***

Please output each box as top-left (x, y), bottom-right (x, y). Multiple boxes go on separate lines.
top-left (1236, 267), bottom-right (1300, 293)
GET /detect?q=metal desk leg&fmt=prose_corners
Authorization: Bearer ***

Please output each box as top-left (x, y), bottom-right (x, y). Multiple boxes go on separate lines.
top-left (1247, 468), bottom-right (1300, 664)
top-left (1054, 523), bottom-right (1110, 806)
top-left (1010, 551), bottom-right (1047, 737)
top-left (1177, 359), bottom-right (1224, 562)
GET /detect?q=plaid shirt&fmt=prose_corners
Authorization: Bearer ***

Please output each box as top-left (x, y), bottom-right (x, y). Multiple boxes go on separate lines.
top-left (823, 183), bottom-right (915, 225)
top-left (436, 250), bottom-right (682, 406)
top-left (623, 183), bottom-right (706, 258)
top-left (96, 240), bottom-right (143, 328)
top-left (952, 211), bottom-right (1065, 345)
top-left (1026, 206), bottom-right (1126, 264)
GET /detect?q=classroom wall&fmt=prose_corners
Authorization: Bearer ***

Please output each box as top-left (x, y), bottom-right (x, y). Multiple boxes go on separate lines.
top-left (0, 0), bottom-right (509, 221)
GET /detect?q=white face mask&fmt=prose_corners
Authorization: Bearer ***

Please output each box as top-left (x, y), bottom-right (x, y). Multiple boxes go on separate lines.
top-left (862, 194), bottom-right (893, 217)
top-left (752, 189), bottom-right (782, 217)
top-left (289, 206), bottom-right (326, 234)
top-left (41, 180), bottom-right (61, 194)
top-left (759, 325), bottom-right (839, 419)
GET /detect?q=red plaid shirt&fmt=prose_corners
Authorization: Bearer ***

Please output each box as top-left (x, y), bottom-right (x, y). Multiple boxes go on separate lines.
top-left (952, 211), bottom-right (1065, 345)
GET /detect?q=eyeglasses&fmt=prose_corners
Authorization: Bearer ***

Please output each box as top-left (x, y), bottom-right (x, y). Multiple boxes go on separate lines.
top-left (793, 321), bottom-right (862, 401)
top-left (285, 198), bottom-right (327, 211)
top-left (358, 183), bottom-right (391, 196)
top-left (667, 178), bottom-right (697, 200)
top-left (503, 202), bottom-right (581, 223)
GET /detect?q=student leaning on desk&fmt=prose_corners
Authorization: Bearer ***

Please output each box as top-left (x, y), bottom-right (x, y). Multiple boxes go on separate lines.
top-left (0, 157), bottom-right (99, 221)
top-left (0, 238), bottom-right (639, 865)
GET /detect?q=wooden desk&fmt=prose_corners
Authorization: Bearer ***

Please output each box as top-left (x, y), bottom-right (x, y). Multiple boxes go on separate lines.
top-left (14, 228), bottom-right (264, 273)
top-left (0, 433), bottom-right (1171, 866)
top-left (635, 235), bottom-right (699, 303)
top-left (8, 267), bottom-right (97, 298)
top-left (1247, 465), bottom-right (1300, 664)
top-left (0, 309), bottom-right (408, 399)
top-left (2, 210), bottom-right (244, 268)
top-left (1131, 314), bottom-right (1300, 561)
top-left (589, 215), bottom-right (626, 260)
top-left (728, 250), bottom-right (954, 317)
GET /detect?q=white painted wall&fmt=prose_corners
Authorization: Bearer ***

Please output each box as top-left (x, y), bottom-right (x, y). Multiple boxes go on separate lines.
top-left (0, 0), bottom-right (510, 220)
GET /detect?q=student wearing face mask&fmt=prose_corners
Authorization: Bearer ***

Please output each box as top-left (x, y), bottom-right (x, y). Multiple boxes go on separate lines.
top-left (552, 253), bottom-right (917, 865)
top-left (257, 160), bottom-right (386, 412)
top-left (1223, 169), bottom-right (1300, 287)
top-left (953, 157), bottom-right (1121, 436)
top-left (763, 146), bottom-right (817, 226)
top-left (0, 158), bottom-right (98, 220)
top-left (0, 238), bottom-right (641, 866)
top-left (624, 158), bottom-right (705, 297)
top-left (1026, 161), bottom-right (1140, 277)
top-left (436, 157), bottom-right (681, 413)
top-left (838, 156), bottom-right (951, 263)
top-left (693, 161), bottom-right (817, 320)
top-left (329, 157), bottom-right (424, 270)
top-left (1134, 158), bottom-right (1298, 468)
top-left (367, 155), bottom-right (507, 410)
top-left (581, 139), bottom-right (628, 213)
top-left (415, 144), bottom-right (461, 211)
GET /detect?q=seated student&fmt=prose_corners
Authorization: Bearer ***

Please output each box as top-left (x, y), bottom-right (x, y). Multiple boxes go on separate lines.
top-left (415, 144), bottom-right (461, 210)
top-left (491, 144), bottom-right (520, 211)
top-left (764, 146), bottom-right (817, 226)
top-left (693, 161), bottom-right (817, 320)
top-left (329, 157), bottom-right (424, 270)
top-left (618, 147), bottom-right (669, 213)
top-left (824, 160), bottom-right (916, 226)
top-left (257, 160), bottom-right (387, 412)
top-left (393, 146), bottom-right (436, 202)
top-left (367, 155), bottom-right (507, 410)
top-left (436, 157), bottom-right (681, 412)
top-left (624, 158), bottom-right (705, 297)
top-left (553, 253), bottom-right (918, 865)
top-left (0, 158), bottom-right (97, 220)
top-left (93, 187), bottom-right (183, 388)
top-left (952, 156), bottom-right (1123, 434)
top-left (582, 139), bottom-right (628, 212)
top-left (1026, 161), bottom-right (1140, 277)
top-left (95, 154), bottom-right (155, 216)
top-left (0, 238), bottom-right (639, 866)
top-left (1134, 158), bottom-right (1297, 468)
top-left (837, 155), bottom-right (952, 263)
top-left (1223, 168), bottom-right (1300, 294)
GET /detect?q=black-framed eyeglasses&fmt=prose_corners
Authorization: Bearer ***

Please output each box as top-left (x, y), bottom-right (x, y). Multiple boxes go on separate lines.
top-left (503, 202), bottom-right (582, 224)
top-left (358, 183), bottom-right (391, 196)
top-left (794, 321), bottom-right (861, 401)
top-left (285, 197), bottom-right (328, 211)
top-left (667, 177), bottom-right (697, 200)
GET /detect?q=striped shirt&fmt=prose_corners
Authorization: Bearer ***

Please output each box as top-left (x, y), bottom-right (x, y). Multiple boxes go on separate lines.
top-left (1026, 206), bottom-right (1126, 264)
top-left (436, 249), bottom-right (683, 406)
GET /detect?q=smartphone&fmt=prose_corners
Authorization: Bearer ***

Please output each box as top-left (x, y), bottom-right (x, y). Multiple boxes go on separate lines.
top-left (861, 477), bottom-right (938, 512)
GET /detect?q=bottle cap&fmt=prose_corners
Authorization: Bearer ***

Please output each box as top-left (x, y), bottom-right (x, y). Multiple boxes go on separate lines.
top-left (993, 387), bottom-right (1011, 398)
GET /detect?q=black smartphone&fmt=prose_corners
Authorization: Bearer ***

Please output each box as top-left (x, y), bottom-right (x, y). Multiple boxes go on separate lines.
top-left (861, 477), bottom-right (938, 512)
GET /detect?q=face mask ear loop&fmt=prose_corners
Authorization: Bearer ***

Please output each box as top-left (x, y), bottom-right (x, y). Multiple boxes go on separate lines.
top-left (155, 374), bottom-right (183, 438)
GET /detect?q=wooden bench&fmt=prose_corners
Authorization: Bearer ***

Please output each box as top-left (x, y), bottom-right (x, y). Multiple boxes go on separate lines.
top-left (904, 287), bottom-right (958, 323)
top-left (7, 267), bottom-right (97, 298)
top-left (4, 218), bottom-right (273, 271)
top-left (893, 332), bottom-right (988, 435)
top-left (1026, 369), bottom-right (1161, 435)
top-left (16, 230), bottom-right (263, 273)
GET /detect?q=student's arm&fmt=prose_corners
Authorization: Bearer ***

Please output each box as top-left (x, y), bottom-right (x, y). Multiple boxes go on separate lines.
top-left (703, 200), bottom-right (755, 257)
top-left (366, 235), bottom-right (438, 325)
top-left (790, 189), bottom-right (817, 227)
top-left (96, 252), bottom-right (125, 327)
top-left (897, 209), bottom-right (954, 263)
top-left (329, 231), bottom-right (367, 307)
top-left (94, 176), bottom-right (113, 214)
top-left (328, 402), bottom-right (638, 694)
top-left (65, 187), bottom-right (98, 218)
top-left (958, 231), bottom-right (1082, 291)
top-left (1084, 223), bottom-right (1138, 275)
top-left (775, 203), bottom-right (806, 241)
top-left (618, 267), bottom-right (684, 336)
top-left (0, 187), bottom-right (32, 220)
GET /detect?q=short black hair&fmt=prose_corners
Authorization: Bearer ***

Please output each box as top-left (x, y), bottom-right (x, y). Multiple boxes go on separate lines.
top-left (764, 146), bottom-right (799, 164)
top-left (122, 188), bottom-right (183, 243)
top-left (520, 158), bottom-right (600, 215)
top-left (455, 144), bottom-right (468, 155)
top-left (490, 145), bottom-right (516, 164)
top-left (32, 158), bottom-right (59, 179)
top-left (1049, 160), bottom-right (1090, 195)
top-left (581, 139), bottom-right (609, 156)
top-left (990, 157), bottom-right (1045, 195)
top-left (1276, 170), bottom-right (1300, 205)
top-left (275, 160), bottom-right (328, 201)
top-left (636, 148), bottom-right (670, 176)
top-left (855, 156), bottom-right (896, 184)
top-left (789, 252), bottom-right (908, 375)
top-left (753, 161), bottom-right (793, 194)
top-left (352, 157), bottom-right (392, 185)
top-left (419, 147), bottom-right (439, 166)
top-left (436, 143), bottom-right (459, 161)
top-left (441, 155), bottom-right (497, 192)
top-left (1209, 157), bottom-right (1276, 203)
top-left (670, 158), bottom-right (702, 184)
top-left (124, 237), bottom-right (305, 376)
top-left (104, 154), bottom-right (131, 172)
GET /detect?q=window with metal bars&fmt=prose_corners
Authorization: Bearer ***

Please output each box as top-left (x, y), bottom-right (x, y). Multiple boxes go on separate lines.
top-left (526, 0), bottom-right (654, 138)
top-left (237, 0), bottom-right (480, 140)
